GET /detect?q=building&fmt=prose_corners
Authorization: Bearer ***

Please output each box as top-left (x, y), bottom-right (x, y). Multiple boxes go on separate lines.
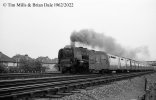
top-left (36, 56), bottom-right (58, 72)
top-left (12, 54), bottom-right (34, 67)
top-left (0, 52), bottom-right (16, 67)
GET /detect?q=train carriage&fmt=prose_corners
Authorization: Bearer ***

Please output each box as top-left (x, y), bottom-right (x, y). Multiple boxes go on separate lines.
top-left (130, 60), bottom-right (135, 71)
top-left (119, 57), bottom-right (127, 71)
top-left (58, 46), bottom-right (153, 74)
top-left (141, 63), bottom-right (145, 70)
top-left (126, 59), bottom-right (131, 70)
top-left (89, 51), bottom-right (109, 73)
top-left (134, 61), bottom-right (138, 71)
top-left (107, 54), bottom-right (120, 71)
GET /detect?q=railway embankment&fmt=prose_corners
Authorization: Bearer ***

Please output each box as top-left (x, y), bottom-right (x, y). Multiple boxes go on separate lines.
top-left (33, 73), bottom-right (156, 100)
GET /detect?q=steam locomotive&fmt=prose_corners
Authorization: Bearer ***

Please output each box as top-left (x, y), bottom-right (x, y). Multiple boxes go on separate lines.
top-left (58, 46), bottom-right (153, 74)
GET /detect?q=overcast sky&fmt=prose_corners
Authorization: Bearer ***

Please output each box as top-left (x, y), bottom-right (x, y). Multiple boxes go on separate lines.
top-left (0, 0), bottom-right (156, 60)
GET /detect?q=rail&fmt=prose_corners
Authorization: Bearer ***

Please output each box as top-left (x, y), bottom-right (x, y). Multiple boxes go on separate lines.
top-left (0, 72), bottom-right (62, 80)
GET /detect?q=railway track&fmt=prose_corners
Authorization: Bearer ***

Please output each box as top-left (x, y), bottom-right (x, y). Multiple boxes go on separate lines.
top-left (0, 72), bottom-right (63, 80)
top-left (0, 74), bottom-right (101, 88)
top-left (0, 71), bottom-right (154, 100)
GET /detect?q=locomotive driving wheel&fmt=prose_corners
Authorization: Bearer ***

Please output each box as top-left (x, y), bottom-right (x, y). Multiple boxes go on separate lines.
top-left (70, 67), bottom-right (76, 74)
top-left (60, 66), bottom-right (67, 74)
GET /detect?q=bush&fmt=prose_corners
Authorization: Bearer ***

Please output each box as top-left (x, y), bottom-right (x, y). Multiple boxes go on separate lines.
top-left (8, 67), bottom-right (19, 73)
top-left (0, 63), bottom-right (7, 73)
top-left (18, 59), bottom-right (45, 73)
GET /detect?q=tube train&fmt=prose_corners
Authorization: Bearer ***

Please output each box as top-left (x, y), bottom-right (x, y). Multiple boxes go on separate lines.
top-left (58, 46), bottom-right (154, 74)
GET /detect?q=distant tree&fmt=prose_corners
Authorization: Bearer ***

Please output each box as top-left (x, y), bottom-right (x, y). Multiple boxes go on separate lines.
top-left (33, 60), bottom-right (46, 73)
top-left (19, 59), bottom-right (33, 73)
top-left (0, 63), bottom-right (7, 73)
top-left (18, 59), bottom-right (45, 73)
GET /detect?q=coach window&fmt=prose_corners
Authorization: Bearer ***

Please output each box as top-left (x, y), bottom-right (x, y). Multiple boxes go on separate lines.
top-left (111, 56), bottom-right (116, 59)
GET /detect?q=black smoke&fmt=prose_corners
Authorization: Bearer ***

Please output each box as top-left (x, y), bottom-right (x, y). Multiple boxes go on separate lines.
top-left (70, 29), bottom-right (150, 60)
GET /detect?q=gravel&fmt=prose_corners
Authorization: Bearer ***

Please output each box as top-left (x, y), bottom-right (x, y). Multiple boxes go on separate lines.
top-left (33, 73), bottom-right (156, 100)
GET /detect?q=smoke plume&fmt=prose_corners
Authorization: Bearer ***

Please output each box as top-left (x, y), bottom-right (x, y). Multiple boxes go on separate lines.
top-left (70, 29), bottom-right (150, 60)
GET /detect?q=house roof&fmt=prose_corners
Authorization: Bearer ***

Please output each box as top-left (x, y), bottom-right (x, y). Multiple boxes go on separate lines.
top-left (0, 52), bottom-right (16, 62)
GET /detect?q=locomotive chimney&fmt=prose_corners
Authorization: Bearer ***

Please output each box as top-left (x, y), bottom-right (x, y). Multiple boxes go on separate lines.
top-left (71, 42), bottom-right (75, 47)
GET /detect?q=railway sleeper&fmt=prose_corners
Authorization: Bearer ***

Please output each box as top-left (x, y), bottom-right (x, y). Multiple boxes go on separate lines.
top-left (66, 83), bottom-right (82, 90)
top-left (44, 94), bottom-right (64, 98)
top-left (4, 87), bottom-right (58, 99)
top-left (71, 90), bottom-right (81, 93)
top-left (57, 92), bottom-right (73, 95)
top-left (79, 82), bottom-right (90, 88)
top-left (45, 87), bottom-right (74, 98)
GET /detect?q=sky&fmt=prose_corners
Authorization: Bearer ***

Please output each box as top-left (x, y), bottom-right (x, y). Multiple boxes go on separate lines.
top-left (0, 0), bottom-right (156, 60)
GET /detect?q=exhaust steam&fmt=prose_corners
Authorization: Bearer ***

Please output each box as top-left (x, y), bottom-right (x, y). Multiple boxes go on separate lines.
top-left (70, 29), bottom-right (150, 60)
